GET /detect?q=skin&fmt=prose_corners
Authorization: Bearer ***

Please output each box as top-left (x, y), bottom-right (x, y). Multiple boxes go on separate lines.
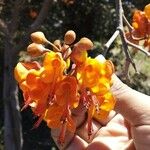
top-left (51, 74), bottom-right (150, 150)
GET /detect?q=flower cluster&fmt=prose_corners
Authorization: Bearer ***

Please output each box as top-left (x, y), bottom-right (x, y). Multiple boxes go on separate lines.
top-left (14, 30), bottom-right (115, 144)
top-left (126, 3), bottom-right (150, 52)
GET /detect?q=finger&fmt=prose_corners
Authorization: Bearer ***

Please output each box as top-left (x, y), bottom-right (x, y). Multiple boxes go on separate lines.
top-left (51, 129), bottom-right (88, 150)
top-left (76, 118), bottom-right (102, 143)
top-left (51, 103), bottom-right (87, 149)
top-left (76, 110), bottom-right (117, 143)
top-left (51, 128), bottom-right (74, 149)
top-left (72, 102), bottom-right (87, 128)
top-left (95, 114), bottom-right (131, 137)
top-left (88, 114), bottom-right (133, 150)
top-left (86, 139), bottom-right (134, 150)
top-left (111, 74), bottom-right (150, 126)
top-left (66, 135), bottom-right (88, 150)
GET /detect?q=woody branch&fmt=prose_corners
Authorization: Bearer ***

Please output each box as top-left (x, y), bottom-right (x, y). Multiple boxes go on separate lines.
top-left (1, 1), bottom-right (54, 150)
top-left (17, 0), bottom-right (53, 54)
top-left (103, 0), bottom-right (150, 78)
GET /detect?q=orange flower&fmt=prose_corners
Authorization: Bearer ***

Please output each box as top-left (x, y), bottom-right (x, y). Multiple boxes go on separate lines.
top-left (55, 76), bottom-right (79, 108)
top-left (132, 10), bottom-right (148, 38)
top-left (77, 55), bottom-right (115, 138)
top-left (26, 71), bottom-right (50, 115)
top-left (94, 92), bottom-right (116, 121)
top-left (14, 62), bottom-right (29, 83)
top-left (14, 61), bottom-right (50, 125)
top-left (53, 75), bottom-right (79, 143)
top-left (70, 48), bottom-right (88, 65)
top-left (41, 51), bottom-right (66, 83)
top-left (14, 51), bottom-right (77, 141)
top-left (14, 61), bottom-right (41, 83)
top-left (14, 30), bottom-right (117, 145)
top-left (77, 55), bottom-right (113, 91)
top-left (44, 103), bottom-right (76, 144)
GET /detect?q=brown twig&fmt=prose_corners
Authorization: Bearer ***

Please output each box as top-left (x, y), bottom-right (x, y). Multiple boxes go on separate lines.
top-left (103, 30), bottom-right (120, 56)
top-left (3, 1), bottom-right (53, 150)
top-left (126, 40), bottom-right (150, 57)
top-left (123, 14), bottom-right (133, 31)
top-left (117, 0), bottom-right (138, 76)
top-left (103, 0), bottom-right (150, 78)
top-left (118, 28), bottom-right (138, 73)
top-left (46, 40), bottom-right (61, 52)
top-left (9, 0), bottom-right (25, 36)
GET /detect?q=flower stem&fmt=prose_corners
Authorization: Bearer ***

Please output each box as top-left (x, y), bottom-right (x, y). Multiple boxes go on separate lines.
top-left (46, 40), bottom-right (61, 52)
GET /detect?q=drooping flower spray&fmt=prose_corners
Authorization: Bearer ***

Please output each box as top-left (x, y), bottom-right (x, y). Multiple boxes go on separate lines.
top-left (14, 30), bottom-right (116, 144)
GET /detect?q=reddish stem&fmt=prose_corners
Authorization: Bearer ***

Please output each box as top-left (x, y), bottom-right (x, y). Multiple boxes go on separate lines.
top-left (32, 114), bottom-right (44, 129)
top-left (58, 121), bottom-right (67, 145)
top-left (21, 97), bottom-right (33, 111)
top-left (87, 115), bottom-right (93, 139)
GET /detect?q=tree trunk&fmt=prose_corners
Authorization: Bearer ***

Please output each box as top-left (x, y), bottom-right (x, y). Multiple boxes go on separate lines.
top-left (4, 39), bottom-right (23, 150)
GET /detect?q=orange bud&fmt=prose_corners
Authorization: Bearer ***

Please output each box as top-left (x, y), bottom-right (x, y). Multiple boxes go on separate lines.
top-left (31, 31), bottom-right (48, 44)
top-left (75, 37), bottom-right (93, 51)
top-left (53, 39), bottom-right (62, 51)
top-left (27, 43), bottom-right (46, 57)
top-left (64, 30), bottom-right (76, 45)
top-left (132, 10), bottom-right (148, 38)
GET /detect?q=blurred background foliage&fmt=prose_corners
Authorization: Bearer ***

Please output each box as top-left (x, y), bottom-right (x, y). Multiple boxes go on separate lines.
top-left (0, 0), bottom-right (150, 149)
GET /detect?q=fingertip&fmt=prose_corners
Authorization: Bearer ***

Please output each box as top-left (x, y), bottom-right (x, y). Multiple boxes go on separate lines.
top-left (113, 87), bottom-right (150, 125)
top-left (51, 129), bottom-right (75, 150)
top-left (51, 128), bottom-right (88, 150)
top-left (66, 135), bottom-right (88, 150)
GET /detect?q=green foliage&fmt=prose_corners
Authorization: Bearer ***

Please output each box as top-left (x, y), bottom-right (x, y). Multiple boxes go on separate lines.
top-left (110, 38), bottom-right (150, 95)
top-left (130, 54), bottom-right (150, 95)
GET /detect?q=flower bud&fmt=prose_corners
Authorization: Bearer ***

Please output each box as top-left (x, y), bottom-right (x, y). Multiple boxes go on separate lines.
top-left (53, 39), bottom-right (61, 51)
top-left (31, 31), bottom-right (48, 44)
top-left (64, 30), bottom-right (76, 45)
top-left (75, 37), bottom-right (93, 51)
top-left (27, 43), bottom-right (46, 57)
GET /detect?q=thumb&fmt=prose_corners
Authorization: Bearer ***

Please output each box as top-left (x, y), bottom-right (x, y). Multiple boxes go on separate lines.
top-left (111, 74), bottom-right (150, 126)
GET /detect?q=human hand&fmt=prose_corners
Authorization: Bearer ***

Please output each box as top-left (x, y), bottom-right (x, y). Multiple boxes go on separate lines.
top-left (51, 74), bottom-right (150, 150)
